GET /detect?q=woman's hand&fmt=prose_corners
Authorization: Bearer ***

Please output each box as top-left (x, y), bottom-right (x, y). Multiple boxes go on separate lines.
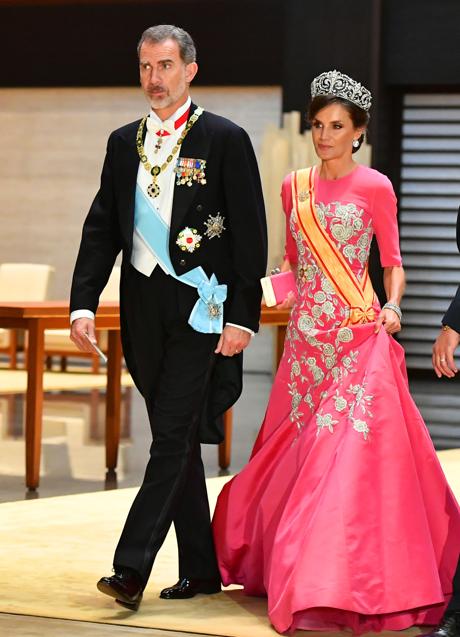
top-left (374, 308), bottom-right (401, 334)
top-left (276, 291), bottom-right (296, 310)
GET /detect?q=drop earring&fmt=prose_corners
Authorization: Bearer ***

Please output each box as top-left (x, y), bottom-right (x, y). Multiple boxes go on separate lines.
top-left (352, 139), bottom-right (360, 148)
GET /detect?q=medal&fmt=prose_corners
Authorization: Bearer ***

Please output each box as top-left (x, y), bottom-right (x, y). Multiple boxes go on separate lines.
top-left (175, 158), bottom-right (207, 187)
top-left (204, 213), bottom-right (226, 239)
top-left (154, 136), bottom-right (164, 153)
top-left (207, 300), bottom-right (222, 319)
top-left (176, 227), bottom-right (202, 253)
top-left (147, 182), bottom-right (160, 197)
top-left (136, 107), bottom-right (204, 199)
top-left (147, 165), bottom-right (161, 198)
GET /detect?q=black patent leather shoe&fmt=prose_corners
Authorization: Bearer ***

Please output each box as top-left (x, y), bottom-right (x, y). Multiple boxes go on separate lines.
top-left (421, 612), bottom-right (460, 637)
top-left (160, 577), bottom-right (221, 599)
top-left (97, 570), bottom-right (144, 611)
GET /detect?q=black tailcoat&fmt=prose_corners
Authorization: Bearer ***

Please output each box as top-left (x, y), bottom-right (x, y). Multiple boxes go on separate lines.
top-left (443, 206), bottom-right (460, 333)
top-left (70, 103), bottom-right (268, 442)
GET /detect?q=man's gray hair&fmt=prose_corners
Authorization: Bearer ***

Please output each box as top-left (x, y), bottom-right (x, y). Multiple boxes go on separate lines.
top-left (137, 25), bottom-right (196, 64)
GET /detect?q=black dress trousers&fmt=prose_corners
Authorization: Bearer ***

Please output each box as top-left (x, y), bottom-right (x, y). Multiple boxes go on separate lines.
top-left (447, 559), bottom-right (460, 612)
top-left (114, 264), bottom-right (221, 585)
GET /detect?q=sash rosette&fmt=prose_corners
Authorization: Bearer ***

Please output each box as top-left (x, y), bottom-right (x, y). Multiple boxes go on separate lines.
top-left (188, 275), bottom-right (228, 333)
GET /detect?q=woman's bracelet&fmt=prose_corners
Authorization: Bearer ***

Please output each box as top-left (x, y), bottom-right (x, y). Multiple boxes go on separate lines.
top-left (382, 302), bottom-right (402, 321)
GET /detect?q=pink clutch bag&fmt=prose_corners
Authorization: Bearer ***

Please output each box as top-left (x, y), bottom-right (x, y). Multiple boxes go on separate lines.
top-left (260, 269), bottom-right (297, 307)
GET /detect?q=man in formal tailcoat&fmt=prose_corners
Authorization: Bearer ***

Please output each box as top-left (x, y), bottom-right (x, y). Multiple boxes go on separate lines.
top-left (69, 24), bottom-right (267, 610)
top-left (429, 206), bottom-right (460, 637)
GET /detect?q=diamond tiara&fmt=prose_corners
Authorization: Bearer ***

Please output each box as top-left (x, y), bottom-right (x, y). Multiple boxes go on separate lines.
top-left (310, 70), bottom-right (372, 112)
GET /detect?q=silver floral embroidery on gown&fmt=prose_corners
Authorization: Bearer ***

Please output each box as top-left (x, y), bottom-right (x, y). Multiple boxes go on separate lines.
top-left (286, 199), bottom-right (375, 439)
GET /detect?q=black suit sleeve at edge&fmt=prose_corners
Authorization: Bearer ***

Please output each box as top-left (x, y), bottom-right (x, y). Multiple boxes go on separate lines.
top-left (442, 207), bottom-right (460, 334)
top-left (221, 125), bottom-right (268, 332)
top-left (69, 134), bottom-right (122, 314)
top-left (443, 287), bottom-right (460, 334)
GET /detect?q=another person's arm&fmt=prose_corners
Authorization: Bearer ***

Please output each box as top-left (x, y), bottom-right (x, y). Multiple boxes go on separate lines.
top-left (432, 208), bottom-right (460, 378)
top-left (432, 284), bottom-right (460, 378)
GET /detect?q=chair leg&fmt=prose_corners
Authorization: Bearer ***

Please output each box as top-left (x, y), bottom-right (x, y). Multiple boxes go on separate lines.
top-left (218, 408), bottom-right (233, 470)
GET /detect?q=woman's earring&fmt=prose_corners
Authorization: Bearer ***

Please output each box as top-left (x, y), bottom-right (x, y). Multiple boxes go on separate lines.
top-left (352, 139), bottom-right (360, 148)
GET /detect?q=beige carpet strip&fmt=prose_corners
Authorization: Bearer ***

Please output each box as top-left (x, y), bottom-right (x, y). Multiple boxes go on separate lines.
top-left (1, 454), bottom-right (459, 636)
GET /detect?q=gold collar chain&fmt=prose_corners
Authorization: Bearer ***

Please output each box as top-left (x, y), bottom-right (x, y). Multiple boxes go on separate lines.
top-left (136, 106), bottom-right (204, 198)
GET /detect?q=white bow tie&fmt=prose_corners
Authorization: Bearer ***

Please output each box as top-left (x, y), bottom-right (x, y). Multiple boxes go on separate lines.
top-left (146, 117), bottom-right (175, 136)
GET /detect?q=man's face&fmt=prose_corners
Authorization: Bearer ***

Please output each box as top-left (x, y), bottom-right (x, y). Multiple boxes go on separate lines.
top-left (139, 38), bottom-right (198, 116)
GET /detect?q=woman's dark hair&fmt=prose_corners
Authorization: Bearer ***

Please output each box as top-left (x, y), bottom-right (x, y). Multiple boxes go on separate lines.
top-left (307, 95), bottom-right (370, 153)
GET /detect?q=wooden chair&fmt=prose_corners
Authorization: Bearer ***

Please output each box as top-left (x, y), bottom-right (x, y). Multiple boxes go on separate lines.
top-left (0, 262), bottom-right (54, 368)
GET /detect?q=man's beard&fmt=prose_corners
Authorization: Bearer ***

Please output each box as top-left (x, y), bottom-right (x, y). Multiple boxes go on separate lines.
top-left (149, 92), bottom-right (171, 109)
top-left (147, 82), bottom-right (186, 111)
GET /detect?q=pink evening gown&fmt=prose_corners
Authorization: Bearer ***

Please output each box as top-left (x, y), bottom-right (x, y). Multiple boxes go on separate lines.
top-left (212, 165), bottom-right (460, 634)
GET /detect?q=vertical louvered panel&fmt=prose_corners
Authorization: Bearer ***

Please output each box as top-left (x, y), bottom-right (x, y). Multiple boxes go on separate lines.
top-left (398, 94), bottom-right (460, 371)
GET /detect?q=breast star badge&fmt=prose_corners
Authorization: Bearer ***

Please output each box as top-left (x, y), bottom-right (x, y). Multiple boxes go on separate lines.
top-left (176, 227), bottom-right (202, 253)
top-left (203, 213), bottom-right (226, 240)
top-left (207, 301), bottom-right (222, 320)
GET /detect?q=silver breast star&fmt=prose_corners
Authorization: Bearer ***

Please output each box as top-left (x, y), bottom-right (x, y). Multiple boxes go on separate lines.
top-left (204, 213), bottom-right (226, 239)
top-left (207, 302), bottom-right (222, 320)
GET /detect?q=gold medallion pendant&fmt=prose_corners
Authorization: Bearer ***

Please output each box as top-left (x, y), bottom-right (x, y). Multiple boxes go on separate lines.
top-left (147, 182), bottom-right (161, 198)
top-left (147, 165), bottom-right (161, 198)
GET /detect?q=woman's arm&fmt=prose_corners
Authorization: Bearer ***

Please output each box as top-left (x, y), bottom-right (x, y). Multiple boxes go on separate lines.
top-left (383, 265), bottom-right (405, 306)
top-left (375, 265), bottom-right (406, 334)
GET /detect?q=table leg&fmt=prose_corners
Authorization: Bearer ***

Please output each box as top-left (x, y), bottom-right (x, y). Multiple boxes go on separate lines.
top-left (106, 329), bottom-right (122, 471)
top-left (25, 319), bottom-right (44, 490)
top-left (218, 409), bottom-right (233, 470)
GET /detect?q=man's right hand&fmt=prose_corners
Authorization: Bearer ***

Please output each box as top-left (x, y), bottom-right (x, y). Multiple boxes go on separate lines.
top-left (432, 326), bottom-right (460, 379)
top-left (70, 317), bottom-right (97, 353)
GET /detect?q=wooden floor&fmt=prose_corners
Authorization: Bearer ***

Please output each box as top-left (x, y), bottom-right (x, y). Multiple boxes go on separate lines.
top-left (0, 614), bottom-right (210, 637)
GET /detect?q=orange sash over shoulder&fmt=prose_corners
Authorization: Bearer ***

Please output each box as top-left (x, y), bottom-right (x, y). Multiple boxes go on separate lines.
top-left (292, 167), bottom-right (376, 326)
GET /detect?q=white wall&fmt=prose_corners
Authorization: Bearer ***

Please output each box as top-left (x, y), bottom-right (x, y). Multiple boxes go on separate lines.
top-left (0, 86), bottom-right (281, 299)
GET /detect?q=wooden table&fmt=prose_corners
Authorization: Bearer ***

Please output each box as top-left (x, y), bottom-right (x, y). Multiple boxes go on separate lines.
top-left (0, 303), bottom-right (290, 490)
top-left (0, 301), bottom-right (121, 490)
top-left (217, 306), bottom-right (290, 469)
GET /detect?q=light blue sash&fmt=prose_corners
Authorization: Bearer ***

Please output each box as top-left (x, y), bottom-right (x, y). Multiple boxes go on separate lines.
top-left (134, 185), bottom-right (227, 334)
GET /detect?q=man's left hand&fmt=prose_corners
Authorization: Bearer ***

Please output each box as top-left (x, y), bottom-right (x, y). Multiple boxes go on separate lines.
top-left (215, 325), bottom-right (251, 357)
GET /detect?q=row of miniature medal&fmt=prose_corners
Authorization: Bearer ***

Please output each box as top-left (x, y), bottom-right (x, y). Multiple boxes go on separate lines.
top-left (136, 107), bottom-right (225, 254)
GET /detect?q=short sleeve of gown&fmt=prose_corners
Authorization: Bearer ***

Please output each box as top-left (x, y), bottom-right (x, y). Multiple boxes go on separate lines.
top-left (371, 174), bottom-right (403, 267)
top-left (281, 173), bottom-right (298, 266)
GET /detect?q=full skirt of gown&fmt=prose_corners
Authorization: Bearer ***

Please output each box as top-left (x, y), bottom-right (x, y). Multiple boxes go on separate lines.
top-left (213, 322), bottom-right (460, 634)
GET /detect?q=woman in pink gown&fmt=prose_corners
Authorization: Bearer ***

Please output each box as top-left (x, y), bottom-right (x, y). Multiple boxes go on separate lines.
top-left (212, 71), bottom-right (460, 634)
